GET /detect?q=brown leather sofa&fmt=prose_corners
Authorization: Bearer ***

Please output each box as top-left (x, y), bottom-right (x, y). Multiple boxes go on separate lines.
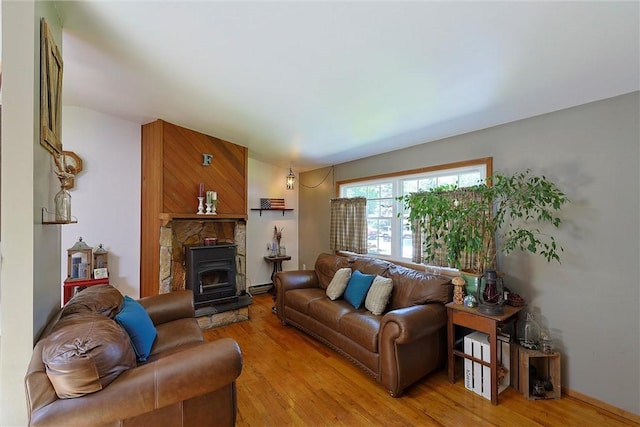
top-left (275, 253), bottom-right (451, 397)
top-left (25, 285), bottom-right (243, 427)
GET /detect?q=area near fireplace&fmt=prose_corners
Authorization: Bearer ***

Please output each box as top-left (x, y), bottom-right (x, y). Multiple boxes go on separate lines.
top-left (185, 244), bottom-right (238, 307)
top-left (141, 119), bottom-right (248, 297)
top-left (141, 119), bottom-right (251, 326)
top-left (184, 243), bottom-right (252, 318)
top-left (159, 217), bottom-right (252, 322)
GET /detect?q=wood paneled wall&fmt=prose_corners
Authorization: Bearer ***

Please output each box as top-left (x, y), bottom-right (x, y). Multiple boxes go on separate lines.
top-left (141, 120), bottom-right (248, 297)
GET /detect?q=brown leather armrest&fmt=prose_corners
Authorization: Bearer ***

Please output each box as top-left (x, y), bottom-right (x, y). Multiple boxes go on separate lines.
top-left (274, 270), bottom-right (319, 293)
top-left (154, 338), bottom-right (242, 406)
top-left (380, 304), bottom-right (446, 344)
top-left (274, 270), bottom-right (319, 320)
top-left (379, 304), bottom-right (447, 396)
top-left (28, 338), bottom-right (242, 427)
top-left (138, 290), bottom-right (195, 325)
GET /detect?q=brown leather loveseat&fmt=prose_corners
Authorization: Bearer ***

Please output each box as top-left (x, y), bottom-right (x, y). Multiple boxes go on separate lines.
top-left (275, 253), bottom-right (452, 397)
top-left (25, 285), bottom-right (242, 427)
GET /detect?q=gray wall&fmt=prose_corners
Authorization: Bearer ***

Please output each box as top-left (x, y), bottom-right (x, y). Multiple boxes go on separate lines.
top-left (299, 92), bottom-right (640, 414)
top-left (298, 166), bottom-right (335, 271)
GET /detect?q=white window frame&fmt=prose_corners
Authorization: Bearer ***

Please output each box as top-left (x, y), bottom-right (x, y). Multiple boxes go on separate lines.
top-left (338, 158), bottom-right (492, 262)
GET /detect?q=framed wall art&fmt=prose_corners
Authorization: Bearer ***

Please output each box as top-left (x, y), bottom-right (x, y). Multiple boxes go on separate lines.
top-left (40, 18), bottom-right (63, 154)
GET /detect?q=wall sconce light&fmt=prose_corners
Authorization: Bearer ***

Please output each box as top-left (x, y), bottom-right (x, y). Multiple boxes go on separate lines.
top-left (286, 167), bottom-right (295, 190)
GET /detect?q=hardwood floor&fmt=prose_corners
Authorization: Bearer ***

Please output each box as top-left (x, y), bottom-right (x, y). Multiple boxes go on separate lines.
top-left (203, 294), bottom-right (635, 426)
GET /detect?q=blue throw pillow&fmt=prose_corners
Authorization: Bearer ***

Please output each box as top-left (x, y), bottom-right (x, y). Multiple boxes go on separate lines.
top-left (343, 270), bottom-right (376, 309)
top-left (115, 296), bottom-right (157, 362)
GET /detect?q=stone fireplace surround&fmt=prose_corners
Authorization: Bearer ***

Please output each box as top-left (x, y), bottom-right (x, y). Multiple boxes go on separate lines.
top-left (158, 218), bottom-right (250, 326)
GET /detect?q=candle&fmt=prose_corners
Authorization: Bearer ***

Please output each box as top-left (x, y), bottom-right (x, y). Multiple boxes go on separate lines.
top-left (199, 183), bottom-right (204, 198)
top-left (206, 191), bottom-right (214, 204)
top-left (212, 191), bottom-right (217, 201)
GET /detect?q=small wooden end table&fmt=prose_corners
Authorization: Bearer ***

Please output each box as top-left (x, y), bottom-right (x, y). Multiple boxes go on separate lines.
top-left (446, 302), bottom-right (525, 405)
top-left (263, 255), bottom-right (291, 283)
top-left (263, 255), bottom-right (291, 313)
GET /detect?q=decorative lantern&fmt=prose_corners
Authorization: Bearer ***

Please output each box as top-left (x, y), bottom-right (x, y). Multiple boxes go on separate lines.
top-left (286, 167), bottom-right (295, 190)
top-left (92, 243), bottom-right (109, 278)
top-left (67, 237), bottom-right (93, 281)
top-left (477, 269), bottom-right (505, 315)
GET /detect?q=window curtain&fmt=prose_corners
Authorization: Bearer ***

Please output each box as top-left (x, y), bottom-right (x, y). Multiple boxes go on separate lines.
top-left (329, 197), bottom-right (367, 254)
top-left (411, 188), bottom-right (495, 270)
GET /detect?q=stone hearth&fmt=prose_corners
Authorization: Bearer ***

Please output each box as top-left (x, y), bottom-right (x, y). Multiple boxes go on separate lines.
top-left (197, 305), bottom-right (250, 329)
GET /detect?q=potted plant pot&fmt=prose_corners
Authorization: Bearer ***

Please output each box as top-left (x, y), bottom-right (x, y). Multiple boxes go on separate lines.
top-left (460, 269), bottom-right (482, 299)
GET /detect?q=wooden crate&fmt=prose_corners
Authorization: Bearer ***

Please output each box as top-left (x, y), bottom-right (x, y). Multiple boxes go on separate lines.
top-left (518, 346), bottom-right (561, 400)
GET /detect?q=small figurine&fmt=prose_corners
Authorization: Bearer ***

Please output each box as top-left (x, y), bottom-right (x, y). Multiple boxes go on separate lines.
top-left (452, 276), bottom-right (466, 305)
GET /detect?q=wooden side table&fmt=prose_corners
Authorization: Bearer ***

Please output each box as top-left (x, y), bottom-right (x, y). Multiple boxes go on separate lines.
top-left (263, 255), bottom-right (291, 283)
top-left (63, 277), bottom-right (110, 305)
top-left (263, 255), bottom-right (291, 313)
top-left (446, 302), bottom-right (525, 405)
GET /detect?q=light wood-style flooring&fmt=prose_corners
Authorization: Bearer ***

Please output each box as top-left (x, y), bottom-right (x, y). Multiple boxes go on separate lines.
top-left (203, 294), bottom-right (636, 426)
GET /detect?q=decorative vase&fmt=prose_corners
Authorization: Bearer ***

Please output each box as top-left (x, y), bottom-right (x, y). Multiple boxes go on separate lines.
top-left (54, 186), bottom-right (71, 222)
top-left (518, 312), bottom-right (541, 349)
top-left (460, 269), bottom-right (482, 299)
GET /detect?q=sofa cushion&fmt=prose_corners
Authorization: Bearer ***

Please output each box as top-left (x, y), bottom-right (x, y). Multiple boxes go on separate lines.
top-left (326, 268), bottom-right (352, 300)
top-left (115, 296), bottom-right (158, 362)
top-left (285, 288), bottom-right (326, 315)
top-left (314, 253), bottom-right (353, 289)
top-left (42, 313), bottom-right (136, 399)
top-left (365, 275), bottom-right (394, 315)
top-left (338, 312), bottom-right (380, 352)
top-left (148, 318), bottom-right (204, 360)
top-left (61, 284), bottom-right (124, 319)
top-left (309, 298), bottom-right (354, 330)
top-left (386, 264), bottom-right (452, 310)
top-left (351, 257), bottom-right (392, 277)
top-left (343, 270), bottom-right (376, 309)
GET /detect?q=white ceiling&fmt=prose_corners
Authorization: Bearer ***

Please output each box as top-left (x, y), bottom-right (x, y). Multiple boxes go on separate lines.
top-left (55, 1), bottom-right (639, 171)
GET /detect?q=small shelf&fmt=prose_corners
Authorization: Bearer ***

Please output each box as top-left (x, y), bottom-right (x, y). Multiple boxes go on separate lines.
top-left (251, 208), bottom-right (294, 216)
top-left (42, 207), bottom-right (77, 225)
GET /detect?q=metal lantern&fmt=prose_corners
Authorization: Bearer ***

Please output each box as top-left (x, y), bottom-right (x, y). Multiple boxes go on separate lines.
top-left (286, 167), bottom-right (295, 190)
top-left (67, 237), bottom-right (93, 281)
top-left (477, 269), bottom-right (505, 315)
top-left (92, 243), bottom-right (109, 277)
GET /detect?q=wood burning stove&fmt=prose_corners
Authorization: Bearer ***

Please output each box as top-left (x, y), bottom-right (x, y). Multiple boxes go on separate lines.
top-left (184, 244), bottom-right (238, 309)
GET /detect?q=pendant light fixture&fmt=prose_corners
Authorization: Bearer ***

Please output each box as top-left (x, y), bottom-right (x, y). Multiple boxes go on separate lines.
top-left (286, 167), bottom-right (295, 190)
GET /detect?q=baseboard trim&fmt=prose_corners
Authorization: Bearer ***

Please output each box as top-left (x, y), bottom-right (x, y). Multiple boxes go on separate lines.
top-left (563, 387), bottom-right (640, 424)
top-left (249, 283), bottom-right (273, 295)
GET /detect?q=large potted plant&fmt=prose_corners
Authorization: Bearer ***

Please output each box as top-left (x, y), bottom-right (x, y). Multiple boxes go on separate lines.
top-left (399, 170), bottom-right (569, 302)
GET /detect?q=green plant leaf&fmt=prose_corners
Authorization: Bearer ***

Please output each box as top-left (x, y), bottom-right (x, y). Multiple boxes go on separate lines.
top-left (400, 170), bottom-right (568, 270)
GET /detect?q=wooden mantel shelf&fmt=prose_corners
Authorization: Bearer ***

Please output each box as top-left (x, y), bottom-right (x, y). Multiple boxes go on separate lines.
top-left (159, 212), bottom-right (248, 226)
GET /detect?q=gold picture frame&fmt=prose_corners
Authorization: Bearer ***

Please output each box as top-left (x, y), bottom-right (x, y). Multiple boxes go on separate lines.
top-left (40, 18), bottom-right (63, 154)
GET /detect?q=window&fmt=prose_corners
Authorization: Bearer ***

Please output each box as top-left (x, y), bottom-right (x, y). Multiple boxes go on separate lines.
top-left (338, 158), bottom-right (491, 261)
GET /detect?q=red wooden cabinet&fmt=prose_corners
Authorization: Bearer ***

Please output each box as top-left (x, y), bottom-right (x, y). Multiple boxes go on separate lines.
top-left (63, 277), bottom-right (110, 305)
